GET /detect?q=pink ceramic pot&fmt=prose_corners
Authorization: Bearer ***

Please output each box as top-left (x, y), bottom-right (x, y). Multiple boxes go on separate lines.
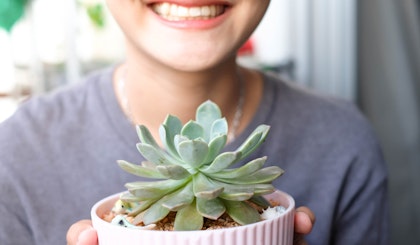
top-left (91, 190), bottom-right (295, 245)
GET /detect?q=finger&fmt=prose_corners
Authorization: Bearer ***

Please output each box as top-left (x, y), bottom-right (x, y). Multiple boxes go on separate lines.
top-left (293, 234), bottom-right (308, 245)
top-left (294, 206), bottom-right (316, 234)
top-left (66, 220), bottom-right (98, 245)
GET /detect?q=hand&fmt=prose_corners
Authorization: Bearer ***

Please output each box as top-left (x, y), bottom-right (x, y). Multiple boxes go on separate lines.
top-left (293, 206), bottom-right (316, 245)
top-left (66, 220), bottom-right (97, 245)
top-left (66, 207), bottom-right (315, 245)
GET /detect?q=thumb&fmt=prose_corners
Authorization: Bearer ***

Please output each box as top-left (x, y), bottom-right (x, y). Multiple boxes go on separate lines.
top-left (67, 220), bottom-right (98, 245)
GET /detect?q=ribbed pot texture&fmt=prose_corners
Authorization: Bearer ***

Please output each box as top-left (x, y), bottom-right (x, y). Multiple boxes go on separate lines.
top-left (91, 190), bottom-right (295, 245)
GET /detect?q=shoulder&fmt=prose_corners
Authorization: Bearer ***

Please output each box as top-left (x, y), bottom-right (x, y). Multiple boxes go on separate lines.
top-left (260, 72), bottom-right (386, 176)
top-left (2, 67), bottom-right (113, 128)
top-left (259, 73), bottom-right (388, 244)
top-left (0, 67), bottom-right (115, 158)
top-left (266, 72), bottom-right (362, 121)
top-left (263, 72), bottom-right (375, 145)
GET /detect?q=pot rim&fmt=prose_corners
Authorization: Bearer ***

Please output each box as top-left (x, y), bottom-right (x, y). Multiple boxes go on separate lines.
top-left (91, 189), bottom-right (295, 233)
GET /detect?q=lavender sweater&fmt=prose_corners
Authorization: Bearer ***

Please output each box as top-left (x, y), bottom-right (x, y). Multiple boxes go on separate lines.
top-left (0, 67), bottom-right (389, 244)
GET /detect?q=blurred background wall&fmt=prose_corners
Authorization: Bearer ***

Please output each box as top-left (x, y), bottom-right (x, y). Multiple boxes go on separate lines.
top-left (358, 1), bottom-right (420, 244)
top-left (0, 0), bottom-right (419, 244)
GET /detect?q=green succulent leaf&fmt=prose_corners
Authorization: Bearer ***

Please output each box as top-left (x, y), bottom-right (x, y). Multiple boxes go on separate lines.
top-left (174, 200), bottom-right (204, 231)
top-left (217, 183), bottom-right (254, 201)
top-left (193, 172), bottom-right (224, 199)
top-left (196, 100), bottom-right (223, 142)
top-left (235, 125), bottom-right (270, 160)
top-left (214, 180), bottom-right (275, 201)
top-left (156, 165), bottom-right (190, 180)
top-left (137, 125), bottom-right (160, 148)
top-left (210, 118), bottom-right (228, 141)
top-left (224, 200), bottom-right (261, 225)
top-left (117, 160), bottom-right (166, 179)
top-left (137, 125), bottom-right (179, 164)
top-left (162, 182), bottom-right (195, 211)
top-left (126, 179), bottom-right (188, 200)
top-left (200, 151), bottom-right (242, 174)
top-left (196, 197), bottom-right (226, 220)
top-left (119, 192), bottom-right (161, 217)
top-left (142, 198), bottom-right (171, 225)
top-left (140, 161), bottom-right (158, 169)
top-left (174, 134), bottom-right (189, 148)
top-left (202, 134), bottom-right (227, 164)
top-left (127, 198), bottom-right (157, 217)
top-left (119, 191), bottom-right (144, 203)
top-left (181, 120), bottom-right (204, 140)
top-left (249, 195), bottom-right (271, 209)
top-left (215, 166), bottom-right (284, 185)
top-left (207, 157), bottom-right (267, 179)
top-left (177, 139), bottom-right (209, 169)
top-left (252, 184), bottom-right (276, 196)
top-left (136, 143), bottom-right (172, 166)
top-left (211, 179), bottom-right (273, 201)
top-left (219, 191), bottom-right (253, 201)
top-left (159, 115), bottom-right (182, 158)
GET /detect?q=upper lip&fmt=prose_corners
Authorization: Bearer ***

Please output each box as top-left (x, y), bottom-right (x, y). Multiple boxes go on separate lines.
top-left (145, 0), bottom-right (232, 7)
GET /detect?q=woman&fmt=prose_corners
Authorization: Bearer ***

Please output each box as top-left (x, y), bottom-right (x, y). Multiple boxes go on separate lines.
top-left (0, 0), bottom-right (387, 244)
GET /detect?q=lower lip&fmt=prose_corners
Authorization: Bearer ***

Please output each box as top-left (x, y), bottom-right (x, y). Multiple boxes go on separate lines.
top-left (150, 7), bottom-right (231, 30)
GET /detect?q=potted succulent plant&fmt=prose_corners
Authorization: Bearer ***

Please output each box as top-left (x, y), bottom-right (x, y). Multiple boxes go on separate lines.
top-left (91, 100), bottom-right (295, 245)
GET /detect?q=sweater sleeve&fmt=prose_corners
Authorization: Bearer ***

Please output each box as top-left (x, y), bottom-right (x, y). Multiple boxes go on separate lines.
top-left (0, 164), bottom-right (35, 245)
top-left (332, 147), bottom-right (389, 245)
top-left (331, 126), bottom-right (389, 245)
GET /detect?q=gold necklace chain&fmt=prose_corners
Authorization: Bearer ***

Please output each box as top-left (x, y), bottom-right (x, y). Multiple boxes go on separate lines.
top-left (117, 69), bottom-right (245, 142)
top-left (227, 69), bottom-right (245, 142)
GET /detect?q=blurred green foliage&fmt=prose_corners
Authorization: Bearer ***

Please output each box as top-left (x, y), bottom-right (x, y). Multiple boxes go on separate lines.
top-left (0, 0), bottom-right (28, 32)
top-left (85, 3), bottom-right (105, 29)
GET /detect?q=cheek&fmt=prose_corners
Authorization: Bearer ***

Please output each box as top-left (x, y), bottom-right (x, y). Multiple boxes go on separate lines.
top-left (106, 0), bottom-right (149, 37)
top-left (229, 2), bottom-right (270, 46)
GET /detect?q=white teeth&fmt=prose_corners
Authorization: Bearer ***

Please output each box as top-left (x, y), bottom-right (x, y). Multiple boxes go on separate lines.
top-left (152, 3), bottom-right (225, 20)
top-left (189, 7), bottom-right (201, 17)
top-left (177, 6), bottom-right (189, 17)
top-left (170, 4), bottom-right (178, 16)
top-left (160, 3), bottom-right (171, 15)
top-left (201, 6), bottom-right (211, 16)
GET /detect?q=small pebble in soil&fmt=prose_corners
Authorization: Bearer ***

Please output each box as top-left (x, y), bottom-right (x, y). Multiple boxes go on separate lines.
top-left (260, 206), bottom-right (287, 220)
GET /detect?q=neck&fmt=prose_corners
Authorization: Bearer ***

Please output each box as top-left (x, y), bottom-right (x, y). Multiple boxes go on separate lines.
top-left (114, 60), bottom-right (248, 141)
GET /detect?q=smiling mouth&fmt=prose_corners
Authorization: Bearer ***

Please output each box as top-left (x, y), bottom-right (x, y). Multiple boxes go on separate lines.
top-left (151, 3), bottom-right (227, 21)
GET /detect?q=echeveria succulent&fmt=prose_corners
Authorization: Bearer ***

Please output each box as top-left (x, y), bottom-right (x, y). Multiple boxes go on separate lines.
top-left (116, 100), bottom-right (284, 230)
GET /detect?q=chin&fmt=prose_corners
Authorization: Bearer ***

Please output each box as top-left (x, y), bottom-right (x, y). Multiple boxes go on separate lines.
top-left (159, 51), bottom-right (232, 72)
top-left (165, 60), bottom-right (220, 73)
